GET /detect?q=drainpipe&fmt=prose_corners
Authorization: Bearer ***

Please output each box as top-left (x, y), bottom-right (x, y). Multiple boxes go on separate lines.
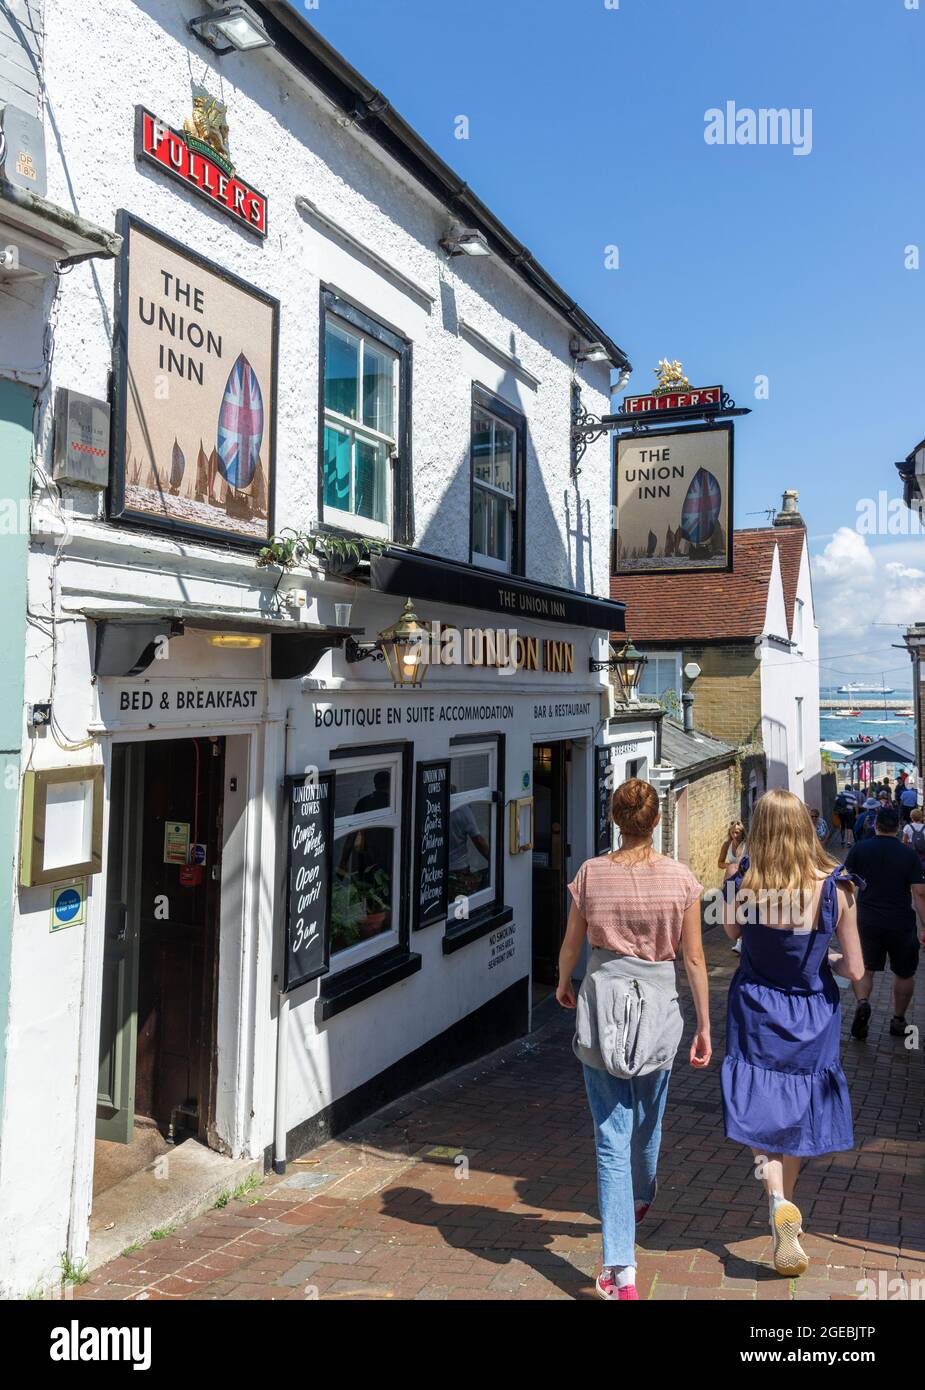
top-left (273, 708), bottom-right (294, 1175)
top-left (682, 691), bottom-right (694, 734)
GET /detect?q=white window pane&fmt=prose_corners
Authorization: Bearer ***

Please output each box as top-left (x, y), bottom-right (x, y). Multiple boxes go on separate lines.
top-left (332, 828), bottom-right (395, 954)
top-left (493, 423), bottom-right (515, 493)
top-left (472, 412), bottom-right (493, 483)
top-left (448, 800), bottom-right (492, 899)
top-left (362, 342), bottom-right (394, 437)
top-left (325, 322), bottom-right (359, 420)
top-left (335, 767), bottom-right (392, 819)
top-left (355, 438), bottom-right (387, 522)
top-left (450, 752), bottom-right (491, 793)
top-left (485, 492), bottom-right (509, 563)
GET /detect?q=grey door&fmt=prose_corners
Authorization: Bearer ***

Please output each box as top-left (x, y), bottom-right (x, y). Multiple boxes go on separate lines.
top-left (96, 744), bottom-right (144, 1143)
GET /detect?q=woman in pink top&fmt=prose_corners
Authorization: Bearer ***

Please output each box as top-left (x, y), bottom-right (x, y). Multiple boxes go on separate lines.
top-left (557, 778), bottom-right (711, 1302)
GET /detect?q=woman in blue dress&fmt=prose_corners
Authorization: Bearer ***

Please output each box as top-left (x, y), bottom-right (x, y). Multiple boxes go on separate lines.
top-left (722, 789), bottom-right (865, 1277)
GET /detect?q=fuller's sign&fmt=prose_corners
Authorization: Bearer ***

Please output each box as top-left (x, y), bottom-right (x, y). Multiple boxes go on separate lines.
top-left (135, 106), bottom-right (267, 237)
top-left (623, 385), bottom-right (722, 415)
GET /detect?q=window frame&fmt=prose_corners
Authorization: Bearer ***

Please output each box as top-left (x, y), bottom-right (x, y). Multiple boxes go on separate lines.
top-left (318, 288), bottom-right (413, 545)
top-left (469, 384), bottom-right (526, 576)
top-left (445, 732), bottom-right (506, 942)
top-left (448, 742), bottom-right (498, 916)
top-left (638, 651), bottom-right (682, 704)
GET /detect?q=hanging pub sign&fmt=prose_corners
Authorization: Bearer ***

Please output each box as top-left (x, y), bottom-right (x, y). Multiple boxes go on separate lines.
top-left (413, 760), bottom-right (450, 930)
top-left (110, 214), bottom-right (278, 546)
top-left (613, 421), bottom-right (734, 575)
top-left (284, 773), bottom-right (335, 991)
top-left (135, 101), bottom-right (267, 237)
top-left (623, 384), bottom-right (722, 416)
top-left (595, 747), bottom-right (614, 853)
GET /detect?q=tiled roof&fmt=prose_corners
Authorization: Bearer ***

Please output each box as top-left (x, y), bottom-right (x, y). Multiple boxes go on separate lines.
top-left (660, 718), bottom-right (736, 774)
top-left (611, 527), bottom-right (805, 642)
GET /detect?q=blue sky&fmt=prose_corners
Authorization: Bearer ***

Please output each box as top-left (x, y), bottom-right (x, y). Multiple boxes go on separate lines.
top-left (296, 0), bottom-right (925, 685)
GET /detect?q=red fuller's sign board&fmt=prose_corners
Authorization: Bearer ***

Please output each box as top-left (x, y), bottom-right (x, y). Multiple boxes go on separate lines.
top-left (136, 106), bottom-right (267, 238)
top-left (623, 385), bottom-right (722, 415)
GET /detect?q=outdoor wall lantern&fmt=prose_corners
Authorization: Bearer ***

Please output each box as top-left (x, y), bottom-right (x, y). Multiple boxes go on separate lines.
top-left (569, 336), bottom-right (610, 364)
top-left (345, 598), bottom-right (430, 688)
top-left (20, 766), bottom-right (104, 887)
top-left (188, 3), bottom-right (275, 54)
top-left (439, 227), bottom-right (492, 258)
top-left (590, 638), bottom-right (648, 702)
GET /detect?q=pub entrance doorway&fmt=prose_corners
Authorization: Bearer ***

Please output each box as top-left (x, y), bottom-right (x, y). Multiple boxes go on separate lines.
top-left (94, 735), bottom-right (226, 1193)
top-left (531, 739), bottom-right (571, 997)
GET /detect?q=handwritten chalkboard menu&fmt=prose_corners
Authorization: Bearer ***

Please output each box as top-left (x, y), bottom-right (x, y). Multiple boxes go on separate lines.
top-left (413, 760), bottom-right (450, 929)
top-left (284, 772), bottom-right (335, 991)
top-left (595, 747), bottom-right (614, 853)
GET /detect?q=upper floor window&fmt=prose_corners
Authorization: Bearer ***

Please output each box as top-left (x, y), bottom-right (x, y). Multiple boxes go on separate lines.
top-left (794, 597), bottom-right (805, 651)
top-left (320, 290), bottom-right (412, 543)
top-left (639, 652), bottom-right (682, 705)
top-left (470, 384), bottom-right (526, 575)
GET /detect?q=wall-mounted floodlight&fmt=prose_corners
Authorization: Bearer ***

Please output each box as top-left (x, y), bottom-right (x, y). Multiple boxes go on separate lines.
top-left (570, 336), bottom-right (610, 364)
top-left (439, 228), bottom-right (492, 257)
top-left (188, 4), bottom-right (275, 54)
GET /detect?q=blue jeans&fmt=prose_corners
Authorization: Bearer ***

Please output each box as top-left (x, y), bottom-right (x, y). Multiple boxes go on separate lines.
top-left (582, 1063), bottom-right (671, 1267)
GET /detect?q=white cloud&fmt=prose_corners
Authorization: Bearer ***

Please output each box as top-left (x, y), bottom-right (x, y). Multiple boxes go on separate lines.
top-left (811, 530), bottom-right (925, 680)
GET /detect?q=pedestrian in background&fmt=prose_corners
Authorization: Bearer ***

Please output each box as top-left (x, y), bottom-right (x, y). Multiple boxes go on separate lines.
top-left (557, 778), bottom-right (711, 1302)
top-left (718, 821), bottom-right (748, 879)
top-left (834, 787), bottom-right (855, 847)
top-left (809, 808), bottom-right (832, 847)
top-left (902, 806), bottom-right (925, 861)
top-left (900, 779), bottom-right (918, 826)
top-left (722, 790), bottom-right (864, 1278)
top-left (845, 804), bottom-right (925, 1042)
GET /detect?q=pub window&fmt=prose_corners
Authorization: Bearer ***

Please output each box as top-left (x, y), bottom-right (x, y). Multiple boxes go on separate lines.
top-left (330, 753), bottom-right (402, 969)
top-left (448, 742), bottom-right (498, 916)
top-left (320, 290), bottom-right (412, 543)
top-left (470, 385), bottom-right (526, 575)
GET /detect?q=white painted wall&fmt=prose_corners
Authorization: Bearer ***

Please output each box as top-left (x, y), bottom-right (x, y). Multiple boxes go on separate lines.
top-left (758, 534), bottom-right (821, 803)
top-left (0, 0), bottom-right (627, 1296)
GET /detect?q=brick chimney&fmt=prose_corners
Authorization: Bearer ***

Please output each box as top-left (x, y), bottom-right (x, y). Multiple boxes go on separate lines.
top-left (773, 489), bottom-right (805, 528)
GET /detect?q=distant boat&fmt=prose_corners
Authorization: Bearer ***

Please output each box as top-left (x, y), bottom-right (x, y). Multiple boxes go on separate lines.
top-left (834, 708), bottom-right (860, 717)
top-left (836, 681), bottom-right (895, 694)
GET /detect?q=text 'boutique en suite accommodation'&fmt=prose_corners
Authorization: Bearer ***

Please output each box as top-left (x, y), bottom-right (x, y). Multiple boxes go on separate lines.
top-left (0, 1), bottom-right (654, 1295)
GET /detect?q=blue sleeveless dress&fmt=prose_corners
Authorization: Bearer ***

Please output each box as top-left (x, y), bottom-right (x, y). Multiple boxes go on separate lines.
top-left (721, 861), bottom-right (857, 1157)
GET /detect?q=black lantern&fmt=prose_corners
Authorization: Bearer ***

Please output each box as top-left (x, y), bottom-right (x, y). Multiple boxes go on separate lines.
top-left (612, 638), bottom-right (648, 703)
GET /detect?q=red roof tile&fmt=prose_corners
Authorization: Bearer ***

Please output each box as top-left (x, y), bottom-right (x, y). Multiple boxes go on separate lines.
top-left (611, 527), bottom-right (805, 643)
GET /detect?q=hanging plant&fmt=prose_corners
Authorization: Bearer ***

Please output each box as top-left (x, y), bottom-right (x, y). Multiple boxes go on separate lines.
top-left (256, 528), bottom-right (384, 573)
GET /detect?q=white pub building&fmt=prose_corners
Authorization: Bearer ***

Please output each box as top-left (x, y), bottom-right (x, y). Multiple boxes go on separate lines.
top-left (0, 1), bottom-right (659, 1295)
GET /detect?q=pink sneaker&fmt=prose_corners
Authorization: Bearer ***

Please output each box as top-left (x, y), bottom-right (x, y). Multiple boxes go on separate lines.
top-left (595, 1271), bottom-right (639, 1300)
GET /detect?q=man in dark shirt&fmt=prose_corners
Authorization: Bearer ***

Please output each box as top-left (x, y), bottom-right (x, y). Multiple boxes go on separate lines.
top-left (845, 805), bottom-right (925, 1041)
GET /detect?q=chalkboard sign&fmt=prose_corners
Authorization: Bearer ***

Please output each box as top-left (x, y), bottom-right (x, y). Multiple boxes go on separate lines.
top-left (595, 747), bottom-right (614, 854)
top-left (413, 760), bottom-right (450, 929)
top-left (284, 772), bottom-right (335, 991)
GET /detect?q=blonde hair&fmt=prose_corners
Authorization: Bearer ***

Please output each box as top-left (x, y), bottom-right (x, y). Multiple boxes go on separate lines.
top-left (911, 807), bottom-right (924, 824)
top-left (741, 788), bottom-right (839, 896)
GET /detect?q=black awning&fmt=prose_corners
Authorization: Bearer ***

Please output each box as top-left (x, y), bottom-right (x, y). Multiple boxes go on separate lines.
top-left (81, 606), bottom-right (359, 679)
top-left (369, 549), bottom-right (626, 632)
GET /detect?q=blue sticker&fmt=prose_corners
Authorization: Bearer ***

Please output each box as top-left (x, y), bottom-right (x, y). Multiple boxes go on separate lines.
top-left (55, 888), bottom-right (81, 922)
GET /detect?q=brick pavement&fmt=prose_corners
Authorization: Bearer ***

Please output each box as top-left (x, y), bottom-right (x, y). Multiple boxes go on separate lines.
top-left (78, 925), bottom-right (925, 1301)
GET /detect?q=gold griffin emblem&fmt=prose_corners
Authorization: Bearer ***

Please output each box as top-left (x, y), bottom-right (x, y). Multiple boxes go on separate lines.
top-left (183, 95), bottom-right (234, 173)
top-left (653, 359), bottom-right (691, 394)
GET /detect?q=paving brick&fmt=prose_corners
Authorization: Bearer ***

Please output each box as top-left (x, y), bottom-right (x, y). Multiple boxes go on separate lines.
top-left (81, 935), bottom-right (918, 1303)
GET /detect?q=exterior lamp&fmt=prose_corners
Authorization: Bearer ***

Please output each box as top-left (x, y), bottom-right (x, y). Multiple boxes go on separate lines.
top-left (188, 4), bottom-right (275, 54)
top-left (376, 598), bottom-right (429, 688)
top-left (612, 639), bottom-right (648, 704)
top-left (439, 228), bottom-right (492, 258)
top-left (570, 336), bottom-right (610, 364)
top-left (208, 633), bottom-right (264, 648)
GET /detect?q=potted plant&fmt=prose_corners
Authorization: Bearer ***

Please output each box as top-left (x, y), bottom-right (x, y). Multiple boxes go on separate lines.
top-left (357, 867), bottom-right (391, 937)
top-left (257, 528), bottom-right (384, 579)
top-left (330, 878), bottom-right (367, 952)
